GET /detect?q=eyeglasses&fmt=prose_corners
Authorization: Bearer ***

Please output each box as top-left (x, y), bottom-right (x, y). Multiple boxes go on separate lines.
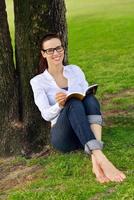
top-left (42, 45), bottom-right (64, 55)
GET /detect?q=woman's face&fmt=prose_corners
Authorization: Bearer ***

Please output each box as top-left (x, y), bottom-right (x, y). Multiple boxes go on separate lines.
top-left (41, 38), bottom-right (64, 67)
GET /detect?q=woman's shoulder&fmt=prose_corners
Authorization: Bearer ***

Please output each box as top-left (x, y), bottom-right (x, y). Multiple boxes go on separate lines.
top-left (64, 64), bottom-right (82, 72)
top-left (30, 72), bottom-right (45, 85)
top-left (65, 64), bottom-right (84, 75)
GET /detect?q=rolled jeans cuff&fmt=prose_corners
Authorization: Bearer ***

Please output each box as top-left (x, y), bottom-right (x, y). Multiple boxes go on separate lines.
top-left (87, 115), bottom-right (103, 126)
top-left (84, 139), bottom-right (104, 155)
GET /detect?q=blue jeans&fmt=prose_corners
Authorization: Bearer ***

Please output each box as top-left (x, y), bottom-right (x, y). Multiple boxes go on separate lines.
top-left (50, 95), bottom-right (104, 154)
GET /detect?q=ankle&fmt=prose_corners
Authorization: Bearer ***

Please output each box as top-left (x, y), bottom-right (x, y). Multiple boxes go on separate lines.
top-left (92, 149), bottom-right (102, 155)
top-left (92, 150), bottom-right (106, 162)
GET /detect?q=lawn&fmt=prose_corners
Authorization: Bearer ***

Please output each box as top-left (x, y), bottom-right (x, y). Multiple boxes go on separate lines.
top-left (2, 0), bottom-right (134, 199)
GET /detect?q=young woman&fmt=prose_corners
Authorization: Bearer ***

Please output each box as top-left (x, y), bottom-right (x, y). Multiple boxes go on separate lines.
top-left (30, 33), bottom-right (126, 183)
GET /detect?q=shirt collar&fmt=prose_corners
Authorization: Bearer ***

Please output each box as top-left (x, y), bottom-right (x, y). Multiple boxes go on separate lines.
top-left (43, 69), bottom-right (54, 80)
top-left (42, 65), bottom-right (69, 80)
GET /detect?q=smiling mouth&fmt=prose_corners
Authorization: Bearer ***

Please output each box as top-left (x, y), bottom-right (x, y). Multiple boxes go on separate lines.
top-left (53, 57), bottom-right (61, 61)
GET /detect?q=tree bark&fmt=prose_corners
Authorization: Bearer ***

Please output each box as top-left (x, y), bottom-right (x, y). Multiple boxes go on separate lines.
top-left (13, 0), bottom-right (68, 154)
top-left (0, 0), bottom-right (22, 155)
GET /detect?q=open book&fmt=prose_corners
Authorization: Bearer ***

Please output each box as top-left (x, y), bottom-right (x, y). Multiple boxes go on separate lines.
top-left (66, 84), bottom-right (98, 101)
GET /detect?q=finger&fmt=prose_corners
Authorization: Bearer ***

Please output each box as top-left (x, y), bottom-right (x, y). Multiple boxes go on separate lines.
top-left (58, 97), bottom-right (66, 102)
top-left (56, 96), bottom-right (66, 101)
top-left (56, 94), bottom-right (67, 99)
top-left (56, 92), bottom-right (66, 96)
top-left (56, 98), bottom-right (66, 104)
top-left (58, 100), bottom-right (66, 107)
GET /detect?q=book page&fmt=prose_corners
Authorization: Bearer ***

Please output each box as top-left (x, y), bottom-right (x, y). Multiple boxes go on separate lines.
top-left (66, 92), bottom-right (84, 101)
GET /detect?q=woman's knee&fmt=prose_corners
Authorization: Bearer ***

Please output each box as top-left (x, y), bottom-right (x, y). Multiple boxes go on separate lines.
top-left (66, 98), bottom-right (82, 105)
top-left (83, 95), bottom-right (101, 115)
top-left (65, 98), bottom-right (84, 110)
top-left (84, 95), bottom-right (100, 106)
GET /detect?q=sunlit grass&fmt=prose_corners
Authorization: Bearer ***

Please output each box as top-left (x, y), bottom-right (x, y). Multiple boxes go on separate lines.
top-left (66, 0), bottom-right (134, 19)
top-left (5, 0), bottom-right (14, 48)
top-left (66, 0), bottom-right (134, 96)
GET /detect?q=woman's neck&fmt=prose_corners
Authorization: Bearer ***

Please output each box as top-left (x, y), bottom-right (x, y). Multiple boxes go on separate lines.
top-left (48, 64), bottom-right (63, 76)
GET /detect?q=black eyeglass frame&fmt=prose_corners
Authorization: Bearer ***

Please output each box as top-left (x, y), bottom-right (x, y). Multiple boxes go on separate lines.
top-left (41, 45), bottom-right (64, 55)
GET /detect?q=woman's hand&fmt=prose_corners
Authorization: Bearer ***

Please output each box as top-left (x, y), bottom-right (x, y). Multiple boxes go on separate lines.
top-left (55, 92), bottom-right (67, 108)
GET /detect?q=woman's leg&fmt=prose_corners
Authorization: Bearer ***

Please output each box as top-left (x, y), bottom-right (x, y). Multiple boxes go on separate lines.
top-left (51, 98), bottom-right (103, 154)
top-left (51, 97), bottom-right (105, 183)
top-left (82, 94), bottom-right (103, 141)
top-left (51, 105), bottom-right (83, 153)
top-left (83, 95), bottom-right (126, 182)
top-left (83, 95), bottom-right (108, 183)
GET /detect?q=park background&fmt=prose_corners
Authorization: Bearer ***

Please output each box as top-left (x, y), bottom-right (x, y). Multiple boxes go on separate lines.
top-left (0, 0), bottom-right (134, 199)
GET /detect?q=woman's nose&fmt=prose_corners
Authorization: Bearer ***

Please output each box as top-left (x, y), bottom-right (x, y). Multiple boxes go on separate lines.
top-left (53, 49), bottom-right (59, 55)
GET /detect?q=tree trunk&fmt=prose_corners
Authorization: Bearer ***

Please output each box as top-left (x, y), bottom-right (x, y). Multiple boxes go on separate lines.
top-left (13, 0), bottom-right (68, 154)
top-left (0, 0), bottom-right (22, 155)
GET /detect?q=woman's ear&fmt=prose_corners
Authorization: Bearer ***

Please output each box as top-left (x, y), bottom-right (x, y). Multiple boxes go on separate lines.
top-left (41, 50), bottom-right (46, 58)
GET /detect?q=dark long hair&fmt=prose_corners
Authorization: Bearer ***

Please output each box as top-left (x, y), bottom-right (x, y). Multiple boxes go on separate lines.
top-left (36, 33), bottom-right (63, 74)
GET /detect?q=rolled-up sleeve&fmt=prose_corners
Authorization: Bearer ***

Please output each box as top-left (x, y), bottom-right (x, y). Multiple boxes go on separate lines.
top-left (30, 79), bottom-right (62, 122)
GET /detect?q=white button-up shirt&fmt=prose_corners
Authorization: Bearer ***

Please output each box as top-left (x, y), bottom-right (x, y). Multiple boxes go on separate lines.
top-left (30, 65), bottom-right (89, 126)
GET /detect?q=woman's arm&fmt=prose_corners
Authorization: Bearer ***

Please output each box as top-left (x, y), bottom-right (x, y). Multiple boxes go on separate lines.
top-left (30, 79), bottom-right (62, 122)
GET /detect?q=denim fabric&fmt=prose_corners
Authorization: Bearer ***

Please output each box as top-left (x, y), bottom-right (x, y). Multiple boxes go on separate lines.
top-left (82, 94), bottom-right (103, 125)
top-left (85, 140), bottom-right (104, 154)
top-left (50, 94), bottom-right (103, 154)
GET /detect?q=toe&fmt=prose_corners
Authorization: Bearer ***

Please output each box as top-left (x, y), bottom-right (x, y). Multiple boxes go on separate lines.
top-left (120, 172), bottom-right (126, 179)
top-left (97, 176), bottom-right (105, 184)
top-left (114, 175), bottom-right (123, 182)
top-left (104, 176), bottom-right (110, 183)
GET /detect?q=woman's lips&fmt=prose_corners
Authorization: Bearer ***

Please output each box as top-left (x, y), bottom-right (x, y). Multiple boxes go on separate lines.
top-left (53, 57), bottom-right (61, 61)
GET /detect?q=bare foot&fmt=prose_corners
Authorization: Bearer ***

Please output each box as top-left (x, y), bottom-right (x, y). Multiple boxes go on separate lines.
top-left (91, 154), bottom-right (110, 183)
top-left (93, 150), bottom-right (126, 182)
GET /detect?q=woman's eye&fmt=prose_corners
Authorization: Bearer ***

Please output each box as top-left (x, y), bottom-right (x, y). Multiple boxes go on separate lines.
top-left (56, 46), bottom-right (64, 52)
top-left (47, 49), bottom-right (53, 53)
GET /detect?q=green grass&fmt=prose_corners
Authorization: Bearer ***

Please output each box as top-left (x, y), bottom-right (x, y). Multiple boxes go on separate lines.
top-left (7, 127), bottom-right (134, 200)
top-left (5, 0), bottom-right (14, 48)
top-left (5, 0), bottom-right (15, 63)
top-left (67, 0), bottom-right (134, 96)
top-left (103, 96), bottom-right (134, 111)
top-left (3, 0), bottom-right (134, 199)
